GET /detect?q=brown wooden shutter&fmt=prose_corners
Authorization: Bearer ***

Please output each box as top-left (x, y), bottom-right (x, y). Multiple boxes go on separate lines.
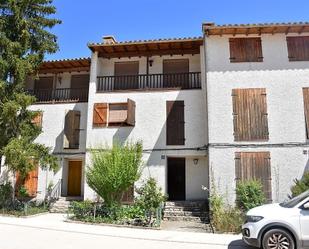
top-left (93, 103), bottom-right (108, 127)
top-left (63, 110), bottom-right (81, 149)
top-left (15, 166), bottom-right (39, 197)
top-left (70, 74), bottom-right (90, 101)
top-left (163, 59), bottom-right (189, 88)
top-left (121, 185), bottom-right (134, 204)
top-left (114, 61), bottom-right (139, 90)
top-left (166, 101), bottom-right (185, 145)
top-left (232, 88), bottom-right (269, 141)
top-left (235, 152), bottom-right (272, 202)
top-left (126, 99), bottom-right (136, 126)
top-left (287, 36), bottom-right (309, 61)
top-left (303, 88), bottom-right (309, 139)
top-left (229, 38), bottom-right (263, 62)
top-left (32, 112), bottom-right (43, 128)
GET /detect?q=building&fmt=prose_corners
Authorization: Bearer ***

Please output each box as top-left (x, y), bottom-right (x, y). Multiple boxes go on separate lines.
top-left (2, 21), bottom-right (309, 205)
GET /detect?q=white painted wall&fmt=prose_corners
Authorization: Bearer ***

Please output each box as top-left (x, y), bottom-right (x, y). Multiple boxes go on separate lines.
top-left (206, 32), bottom-right (309, 203)
top-left (84, 50), bottom-right (209, 200)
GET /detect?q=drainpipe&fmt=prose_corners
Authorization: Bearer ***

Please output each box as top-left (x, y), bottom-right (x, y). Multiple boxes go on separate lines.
top-left (146, 56), bottom-right (149, 88)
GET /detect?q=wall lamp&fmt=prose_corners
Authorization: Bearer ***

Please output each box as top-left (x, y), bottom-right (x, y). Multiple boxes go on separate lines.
top-left (193, 158), bottom-right (199, 165)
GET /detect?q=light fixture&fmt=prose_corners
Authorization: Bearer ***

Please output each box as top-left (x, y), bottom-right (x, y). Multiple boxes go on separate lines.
top-left (148, 58), bottom-right (154, 67)
top-left (57, 75), bottom-right (62, 85)
top-left (193, 158), bottom-right (199, 165)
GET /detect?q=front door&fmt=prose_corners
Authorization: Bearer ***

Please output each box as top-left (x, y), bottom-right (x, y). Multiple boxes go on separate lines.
top-left (67, 160), bottom-right (82, 196)
top-left (167, 157), bottom-right (186, 200)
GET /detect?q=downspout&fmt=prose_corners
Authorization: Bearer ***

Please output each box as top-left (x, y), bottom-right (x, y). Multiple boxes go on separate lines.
top-left (146, 56), bottom-right (149, 88)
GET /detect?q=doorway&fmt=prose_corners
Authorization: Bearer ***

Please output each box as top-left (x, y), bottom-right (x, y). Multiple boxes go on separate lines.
top-left (67, 160), bottom-right (82, 197)
top-left (167, 157), bottom-right (186, 200)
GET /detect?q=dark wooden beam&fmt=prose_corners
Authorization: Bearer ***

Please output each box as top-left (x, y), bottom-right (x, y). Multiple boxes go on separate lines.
top-left (298, 26), bottom-right (305, 34)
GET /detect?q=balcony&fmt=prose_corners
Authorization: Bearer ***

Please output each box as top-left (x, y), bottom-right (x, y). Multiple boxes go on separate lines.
top-left (28, 87), bottom-right (89, 103)
top-left (97, 72), bottom-right (201, 92)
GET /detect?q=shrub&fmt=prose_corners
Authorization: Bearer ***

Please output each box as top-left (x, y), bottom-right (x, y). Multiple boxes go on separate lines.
top-left (0, 182), bottom-right (13, 208)
top-left (86, 142), bottom-right (143, 206)
top-left (69, 200), bottom-right (94, 219)
top-left (135, 178), bottom-right (166, 224)
top-left (236, 180), bottom-right (266, 211)
top-left (290, 172), bottom-right (309, 198)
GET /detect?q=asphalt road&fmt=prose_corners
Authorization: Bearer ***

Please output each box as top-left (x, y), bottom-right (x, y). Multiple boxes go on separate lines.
top-left (0, 214), bottom-right (252, 249)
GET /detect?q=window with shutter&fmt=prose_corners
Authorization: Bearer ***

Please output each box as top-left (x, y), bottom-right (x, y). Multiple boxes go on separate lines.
top-left (93, 103), bottom-right (108, 127)
top-left (15, 164), bottom-right (39, 197)
top-left (232, 88), bottom-right (269, 141)
top-left (303, 88), bottom-right (309, 139)
top-left (166, 101), bottom-right (185, 145)
top-left (63, 110), bottom-right (81, 149)
top-left (287, 36), bottom-right (309, 61)
top-left (121, 185), bottom-right (134, 204)
top-left (235, 152), bottom-right (272, 202)
top-left (114, 61), bottom-right (139, 90)
top-left (229, 38), bottom-right (263, 63)
top-left (70, 74), bottom-right (89, 101)
top-left (31, 112), bottom-right (43, 128)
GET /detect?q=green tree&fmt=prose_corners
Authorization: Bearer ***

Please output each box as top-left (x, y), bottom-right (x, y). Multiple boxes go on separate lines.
top-left (0, 0), bottom-right (61, 181)
top-left (290, 172), bottom-right (309, 198)
top-left (87, 142), bottom-right (143, 206)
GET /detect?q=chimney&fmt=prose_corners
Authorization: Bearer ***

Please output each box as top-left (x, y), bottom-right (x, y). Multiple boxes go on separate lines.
top-left (102, 35), bottom-right (117, 44)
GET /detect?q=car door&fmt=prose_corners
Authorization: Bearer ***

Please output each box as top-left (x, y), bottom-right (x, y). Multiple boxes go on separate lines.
top-left (299, 200), bottom-right (309, 247)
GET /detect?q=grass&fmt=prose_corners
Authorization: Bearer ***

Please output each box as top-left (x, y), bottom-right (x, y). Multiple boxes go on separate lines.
top-left (0, 205), bottom-right (49, 217)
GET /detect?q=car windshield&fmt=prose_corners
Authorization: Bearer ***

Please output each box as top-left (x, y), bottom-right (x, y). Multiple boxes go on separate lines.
top-left (280, 190), bottom-right (309, 208)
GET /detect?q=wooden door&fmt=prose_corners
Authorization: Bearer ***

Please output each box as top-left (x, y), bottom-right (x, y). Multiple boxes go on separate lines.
top-left (163, 59), bottom-right (189, 88)
top-left (167, 157), bottom-right (186, 200)
top-left (34, 77), bottom-right (54, 101)
top-left (70, 74), bottom-right (89, 101)
top-left (67, 160), bottom-right (82, 196)
top-left (114, 61), bottom-right (139, 90)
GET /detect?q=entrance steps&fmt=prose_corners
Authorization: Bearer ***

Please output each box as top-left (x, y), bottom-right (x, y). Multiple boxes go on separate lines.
top-left (49, 197), bottom-right (82, 213)
top-left (163, 200), bottom-right (210, 222)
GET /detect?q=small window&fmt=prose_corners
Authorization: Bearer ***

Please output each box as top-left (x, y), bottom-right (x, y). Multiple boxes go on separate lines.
top-left (229, 38), bottom-right (263, 63)
top-left (31, 112), bottom-right (43, 128)
top-left (287, 36), bottom-right (309, 61)
top-left (93, 99), bottom-right (136, 127)
top-left (166, 101), bottom-right (185, 145)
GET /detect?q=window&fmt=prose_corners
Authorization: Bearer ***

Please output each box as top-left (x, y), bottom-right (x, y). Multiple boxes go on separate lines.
top-left (287, 36), bottom-right (309, 61)
top-left (93, 99), bottom-right (136, 127)
top-left (121, 186), bottom-right (134, 204)
top-left (229, 38), bottom-right (263, 62)
top-left (235, 152), bottom-right (272, 202)
top-left (63, 110), bottom-right (81, 149)
top-left (31, 112), bottom-right (43, 128)
top-left (70, 74), bottom-right (89, 101)
top-left (114, 61), bottom-right (139, 90)
top-left (232, 88), bottom-right (269, 141)
top-left (163, 59), bottom-right (189, 88)
top-left (303, 88), bottom-right (309, 139)
top-left (166, 101), bottom-right (185, 145)
top-left (15, 166), bottom-right (39, 197)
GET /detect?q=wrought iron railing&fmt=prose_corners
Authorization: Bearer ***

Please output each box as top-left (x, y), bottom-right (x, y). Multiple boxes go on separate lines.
top-left (49, 179), bottom-right (62, 201)
top-left (28, 87), bottom-right (89, 103)
top-left (97, 72), bottom-right (201, 92)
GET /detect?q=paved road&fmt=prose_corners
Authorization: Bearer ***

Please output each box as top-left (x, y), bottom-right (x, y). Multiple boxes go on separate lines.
top-left (0, 214), bottom-right (252, 249)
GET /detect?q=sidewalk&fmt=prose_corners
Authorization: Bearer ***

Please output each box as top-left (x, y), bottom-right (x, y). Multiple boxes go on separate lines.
top-left (0, 213), bottom-right (247, 248)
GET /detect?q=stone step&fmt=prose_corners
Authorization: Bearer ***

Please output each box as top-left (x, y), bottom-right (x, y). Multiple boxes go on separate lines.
top-left (163, 210), bottom-right (208, 217)
top-left (165, 201), bottom-right (207, 207)
top-left (164, 206), bottom-right (204, 212)
top-left (163, 215), bottom-right (210, 222)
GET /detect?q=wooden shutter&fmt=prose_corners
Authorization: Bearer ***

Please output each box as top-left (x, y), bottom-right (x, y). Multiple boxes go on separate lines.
top-left (63, 110), bottom-right (81, 149)
top-left (287, 36), bottom-right (309, 61)
top-left (121, 185), bottom-right (134, 204)
top-left (126, 99), bottom-right (136, 126)
top-left (70, 74), bottom-right (90, 101)
top-left (114, 61), bottom-right (139, 90)
top-left (15, 166), bottom-right (39, 197)
top-left (166, 101), bottom-right (185, 145)
top-left (163, 59), bottom-right (189, 88)
top-left (232, 88), bottom-right (269, 141)
top-left (303, 88), bottom-right (309, 139)
top-left (235, 152), bottom-right (272, 202)
top-left (93, 103), bottom-right (108, 127)
top-left (229, 38), bottom-right (263, 62)
top-left (32, 112), bottom-right (43, 128)
top-left (34, 77), bottom-right (53, 90)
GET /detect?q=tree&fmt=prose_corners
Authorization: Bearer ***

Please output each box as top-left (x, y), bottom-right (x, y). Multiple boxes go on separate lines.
top-left (0, 0), bottom-right (61, 182)
top-left (87, 142), bottom-right (143, 206)
top-left (290, 172), bottom-right (309, 198)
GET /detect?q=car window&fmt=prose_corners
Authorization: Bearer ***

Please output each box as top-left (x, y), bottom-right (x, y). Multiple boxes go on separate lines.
top-left (280, 190), bottom-right (309, 208)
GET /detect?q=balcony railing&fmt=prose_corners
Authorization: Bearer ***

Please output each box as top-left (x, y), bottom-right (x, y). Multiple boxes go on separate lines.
top-left (97, 72), bottom-right (201, 92)
top-left (28, 87), bottom-right (89, 103)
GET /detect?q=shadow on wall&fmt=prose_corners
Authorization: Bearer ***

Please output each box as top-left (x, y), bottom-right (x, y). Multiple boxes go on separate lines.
top-left (112, 127), bottom-right (134, 145)
top-left (302, 157), bottom-right (309, 176)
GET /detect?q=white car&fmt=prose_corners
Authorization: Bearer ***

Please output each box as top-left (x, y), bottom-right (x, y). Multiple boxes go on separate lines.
top-left (242, 190), bottom-right (309, 249)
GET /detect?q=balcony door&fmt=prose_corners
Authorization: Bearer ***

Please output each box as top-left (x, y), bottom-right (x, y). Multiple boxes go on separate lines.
top-left (70, 74), bottom-right (90, 101)
top-left (114, 61), bottom-right (139, 90)
top-left (163, 59), bottom-right (189, 89)
top-left (34, 77), bottom-right (54, 101)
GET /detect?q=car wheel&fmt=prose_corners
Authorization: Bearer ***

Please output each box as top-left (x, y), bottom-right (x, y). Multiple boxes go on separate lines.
top-left (262, 228), bottom-right (295, 249)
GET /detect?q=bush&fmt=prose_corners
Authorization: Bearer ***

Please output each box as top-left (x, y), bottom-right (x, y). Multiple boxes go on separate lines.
top-left (236, 180), bottom-right (266, 211)
top-left (209, 191), bottom-right (244, 233)
top-left (0, 182), bottom-right (13, 208)
top-left (86, 142), bottom-right (143, 206)
top-left (290, 172), bottom-right (309, 198)
top-left (135, 178), bottom-right (166, 224)
top-left (69, 200), bottom-right (94, 219)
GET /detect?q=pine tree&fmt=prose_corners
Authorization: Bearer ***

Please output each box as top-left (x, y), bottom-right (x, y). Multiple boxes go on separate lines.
top-left (0, 0), bottom-right (61, 182)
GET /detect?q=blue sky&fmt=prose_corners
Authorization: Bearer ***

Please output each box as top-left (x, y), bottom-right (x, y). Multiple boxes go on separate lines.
top-left (47, 0), bottom-right (309, 60)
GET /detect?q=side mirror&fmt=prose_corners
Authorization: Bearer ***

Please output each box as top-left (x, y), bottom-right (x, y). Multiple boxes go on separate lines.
top-left (303, 202), bottom-right (309, 209)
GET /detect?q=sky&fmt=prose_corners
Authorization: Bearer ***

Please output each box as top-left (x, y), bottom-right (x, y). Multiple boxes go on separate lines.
top-left (46, 0), bottom-right (309, 60)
